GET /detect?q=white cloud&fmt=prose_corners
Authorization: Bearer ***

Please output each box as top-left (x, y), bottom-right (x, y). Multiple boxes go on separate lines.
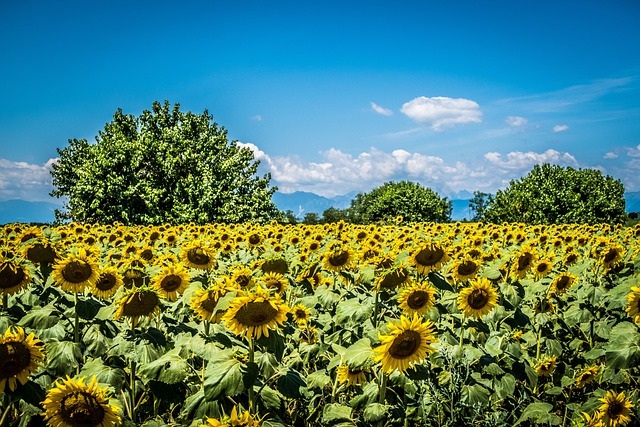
top-left (250, 115), bottom-right (263, 121)
top-left (483, 149), bottom-right (577, 170)
top-left (506, 116), bottom-right (528, 127)
top-left (400, 96), bottom-right (482, 131)
top-left (553, 124), bottom-right (569, 132)
top-left (627, 145), bottom-right (640, 158)
top-left (0, 158), bottom-right (59, 202)
top-left (604, 152), bottom-right (618, 159)
top-left (370, 102), bottom-right (393, 116)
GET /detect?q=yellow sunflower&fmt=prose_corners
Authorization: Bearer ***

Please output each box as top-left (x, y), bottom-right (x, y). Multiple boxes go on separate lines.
top-left (0, 326), bottom-right (45, 392)
top-left (373, 314), bottom-right (438, 374)
top-left (113, 287), bottom-right (161, 326)
top-left (42, 376), bottom-right (121, 427)
top-left (151, 262), bottom-right (190, 301)
top-left (599, 391), bottom-right (634, 427)
top-left (337, 365), bottom-right (368, 387)
top-left (229, 265), bottom-right (254, 289)
top-left (626, 286), bottom-right (640, 323)
top-left (181, 240), bottom-right (216, 270)
top-left (550, 272), bottom-right (578, 296)
top-left (535, 355), bottom-right (557, 377)
top-left (575, 365), bottom-right (600, 388)
top-left (410, 242), bottom-right (449, 274)
top-left (532, 256), bottom-right (554, 280)
top-left (200, 406), bottom-right (261, 427)
top-left (222, 287), bottom-right (289, 339)
top-left (260, 271), bottom-right (288, 294)
top-left (51, 248), bottom-right (100, 293)
top-left (322, 244), bottom-right (354, 272)
top-left (581, 411), bottom-right (603, 427)
top-left (397, 281), bottom-right (437, 315)
top-left (0, 258), bottom-right (32, 295)
top-left (600, 243), bottom-right (625, 272)
top-left (90, 266), bottom-right (124, 299)
top-left (375, 265), bottom-right (411, 290)
top-left (190, 283), bottom-right (233, 323)
top-left (510, 248), bottom-right (537, 280)
top-left (291, 304), bottom-right (311, 326)
top-left (457, 277), bottom-right (499, 319)
top-left (449, 255), bottom-right (480, 283)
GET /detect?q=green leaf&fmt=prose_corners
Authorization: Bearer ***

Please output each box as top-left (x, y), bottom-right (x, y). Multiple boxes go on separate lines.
top-left (335, 298), bottom-right (373, 325)
top-left (203, 350), bottom-right (259, 400)
top-left (276, 367), bottom-right (306, 399)
top-left (322, 403), bottom-right (353, 425)
top-left (180, 389), bottom-right (220, 421)
top-left (76, 297), bottom-right (103, 320)
top-left (342, 338), bottom-right (373, 369)
top-left (515, 402), bottom-right (562, 426)
top-left (363, 403), bottom-right (388, 423)
top-left (45, 339), bottom-right (82, 376)
top-left (462, 383), bottom-right (490, 406)
top-left (17, 305), bottom-right (59, 330)
top-left (78, 358), bottom-right (127, 389)
top-left (138, 348), bottom-right (189, 384)
top-left (605, 322), bottom-right (640, 369)
top-left (306, 371), bottom-right (332, 390)
top-left (496, 374), bottom-right (516, 399)
top-left (258, 384), bottom-right (282, 412)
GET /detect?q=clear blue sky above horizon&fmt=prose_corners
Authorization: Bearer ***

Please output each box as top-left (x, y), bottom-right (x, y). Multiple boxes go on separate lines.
top-left (1, 0), bottom-right (639, 203)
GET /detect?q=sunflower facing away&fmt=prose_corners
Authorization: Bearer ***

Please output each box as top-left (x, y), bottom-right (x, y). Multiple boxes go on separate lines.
top-left (0, 259), bottom-right (32, 296)
top-left (457, 277), bottom-right (499, 319)
top-left (222, 287), bottom-right (289, 339)
top-left (90, 266), bottom-right (124, 299)
top-left (575, 365), bottom-right (600, 388)
top-left (151, 262), bottom-right (190, 301)
top-left (42, 375), bottom-right (122, 427)
top-left (598, 390), bottom-right (634, 427)
top-left (397, 281), bottom-right (437, 315)
top-left (336, 365), bottom-right (368, 387)
top-left (0, 326), bottom-right (45, 392)
top-left (200, 406), bottom-right (261, 427)
top-left (550, 272), bottom-right (578, 296)
top-left (52, 248), bottom-right (100, 293)
top-left (535, 355), bottom-right (558, 377)
top-left (625, 286), bottom-right (640, 323)
top-left (373, 313), bottom-right (438, 374)
top-left (410, 242), bottom-right (449, 275)
top-left (113, 287), bottom-right (161, 326)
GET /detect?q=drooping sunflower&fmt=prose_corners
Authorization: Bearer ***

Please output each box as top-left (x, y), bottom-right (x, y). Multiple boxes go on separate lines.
top-left (0, 326), bottom-right (45, 392)
top-left (190, 283), bottom-right (233, 323)
top-left (410, 242), bottom-right (449, 275)
top-left (457, 277), bottom-right (499, 319)
top-left (598, 390), bottom-right (634, 427)
top-left (260, 271), bottom-right (288, 294)
top-left (510, 248), bottom-right (537, 280)
top-left (449, 256), bottom-right (480, 283)
top-left (181, 240), bottom-right (216, 270)
top-left (336, 365), bottom-right (368, 387)
top-left (291, 304), bottom-right (311, 326)
top-left (22, 238), bottom-right (58, 265)
top-left (222, 287), bottom-right (289, 339)
top-left (535, 355), bottom-right (557, 377)
top-left (397, 281), bottom-right (437, 315)
top-left (52, 248), bottom-right (100, 293)
top-left (600, 243), bottom-right (625, 273)
top-left (375, 265), bottom-right (411, 290)
top-left (373, 314), bottom-right (438, 374)
top-left (200, 406), bottom-right (261, 427)
top-left (151, 262), bottom-right (190, 301)
top-left (113, 287), bottom-right (161, 326)
top-left (322, 244), bottom-right (354, 272)
top-left (575, 365), bottom-right (600, 388)
top-left (90, 266), bottom-right (124, 299)
top-left (626, 286), bottom-right (640, 323)
top-left (0, 258), bottom-right (32, 296)
top-left (42, 376), bottom-right (122, 427)
top-left (550, 272), bottom-right (578, 296)
top-left (261, 257), bottom-right (288, 275)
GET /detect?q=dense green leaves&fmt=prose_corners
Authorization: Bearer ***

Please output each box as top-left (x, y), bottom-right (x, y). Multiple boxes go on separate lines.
top-left (50, 100), bottom-right (278, 224)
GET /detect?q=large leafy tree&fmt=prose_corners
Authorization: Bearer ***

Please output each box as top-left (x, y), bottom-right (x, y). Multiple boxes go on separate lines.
top-left (348, 181), bottom-right (452, 224)
top-left (483, 163), bottom-right (626, 225)
top-left (51, 101), bottom-right (278, 224)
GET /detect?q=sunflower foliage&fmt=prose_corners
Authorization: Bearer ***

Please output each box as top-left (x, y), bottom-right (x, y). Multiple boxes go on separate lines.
top-left (0, 221), bottom-right (639, 427)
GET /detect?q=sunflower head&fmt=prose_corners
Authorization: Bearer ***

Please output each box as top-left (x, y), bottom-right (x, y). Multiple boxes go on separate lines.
top-left (221, 287), bottom-right (289, 339)
top-left (0, 326), bottom-right (45, 392)
top-left (375, 265), bottom-right (411, 290)
top-left (190, 283), bottom-right (233, 323)
top-left (337, 365), bottom-right (368, 387)
top-left (90, 266), bottom-right (124, 299)
top-left (449, 256), bottom-right (480, 283)
top-left (397, 281), bottom-right (437, 315)
top-left (0, 259), bottom-right (32, 296)
top-left (260, 271), bottom-right (288, 294)
top-left (457, 277), bottom-right (499, 319)
top-left (200, 406), bottom-right (261, 427)
top-left (510, 248), bottom-right (537, 280)
top-left (114, 287), bottom-right (161, 327)
top-left (535, 355), bottom-right (557, 377)
top-left (291, 304), bottom-right (311, 326)
top-left (410, 242), bottom-right (449, 274)
top-left (373, 314), bottom-right (438, 374)
top-left (42, 376), bottom-right (122, 427)
top-left (52, 248), bottom-right (100, 294)
top-left (575, 365), bottom-right (600, 388)
top-left (181, 240), bottom-right (216, 270)
top-left (599, 390), bottom-right (634, 427)
top-left (550, 272), bottom-right (578, 296)
top-left (151, 262), bottom-right (190, 301)
top-left (322, 244), bottom-right (354, 272)
top-left (626, 286), bottom-right (640, 323)
top-left (533, 257), bottom-right (554, 280)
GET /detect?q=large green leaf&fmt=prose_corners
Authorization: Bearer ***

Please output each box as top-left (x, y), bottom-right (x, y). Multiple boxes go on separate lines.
top-left (45, 339), bottom-right (82, 376)
top-left (515, 402), bottom-right (561, 426)
top-left (276, 367), bottom-right (306, 399)
top-left (203, 350), bottom-right (259, 400)
top-left (138, 348), bottom-right (189, 384)
top-left (342, 338), bottom-right (373, 369)
top-left (605, 322), bottom-right (640, 369)
top-left (78, 358), bottom-right (127, 389)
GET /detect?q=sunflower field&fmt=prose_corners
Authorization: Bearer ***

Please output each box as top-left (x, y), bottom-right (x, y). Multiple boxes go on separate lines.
top-left (1, 220), bottom-right (639, 427)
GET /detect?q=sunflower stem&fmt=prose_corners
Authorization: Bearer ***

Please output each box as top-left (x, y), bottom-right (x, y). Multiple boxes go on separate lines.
top-left (130, 320), bottom-right (137, 423)
top-left (74, 292), bottom-right (80, 344)
top-left (377, 373), bottom-right (389, 427)
top-left (248, 338), bottom-right (255, 415)
top-left (373, 290), bottom-right (380, 329)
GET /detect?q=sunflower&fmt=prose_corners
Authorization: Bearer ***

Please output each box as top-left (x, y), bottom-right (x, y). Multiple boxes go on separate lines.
top-left (575, 365), bottom-right (600, 388)
top-left (600, 244), bottom-right (625, 272)
top-left (151, 262), bottom-right (190, 301)
top-left (22, 239), bottom-right (58, 265)
top-left (550, 272), bottom-right (578, 296)
top-left (626, 286), bottom-right (640, 323)
top-left (449, 256), bottom-right (480, 283)
top-left (222, 287), bottom-right (289, 339)
top-left (582, 411), bottom-right (603, 427)
top-left (535, 355), bottom-right (557, 377)
top-left (200, 406), bottom-right (261, 427)
top-left (181, 240), bottom-right (216, 270)
top-left (510, 248), bottom-right (537, 280)
top-left (291, 304), bottom-right (311, 326)
top-left (397, 281), bottom-right (436, 315)
top-left (228, 265), bottom-right (254, 289)
top-left (52, 248), bottom-right (100, 293)
top-left (42, 376), bottom-right (121, 427)
top-left (410, 242), bottom-right (449, 274)
top-left (322, 244), bottom-right (354, 272)
top-left (190, 283), bottom-right (232, 323)
top-left (337, 365), bottom-right (368, 387)
top-left (0, 258), bottom-right (32, 295)
top-left (373, 314), bottom-right (438, 374)
top-left (534, 298), bottom-right (555, 314)
top-left (113, 287), bottom-right (161, 326)
top-left (261, 271), bottom-right (288, 294)
top-left (90, 266), bottom-right (124, 299)
top-left (599, 391), bottom-right (634, 427)
top-left (457, 277), bottom-right (499, 319)
top-left (261, 257), bottom-right (288, 275)
top-left (0, 326), bottom-right (45, 392)
top-left (532, 256), bottom-right (554, 280)
top-left (375, 265), bottom-right (411, 290)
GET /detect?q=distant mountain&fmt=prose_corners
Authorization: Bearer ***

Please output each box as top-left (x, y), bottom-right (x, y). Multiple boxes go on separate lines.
top-left (0, 199), bottom-right (60, 225)
top-left (626, 191), bottom-right (640, 213)
top-left (272, 191), bottom-right (356, 219)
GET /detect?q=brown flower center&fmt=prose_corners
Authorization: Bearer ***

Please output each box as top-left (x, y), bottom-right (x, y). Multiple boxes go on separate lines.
top-left (389, 330), bottom-right (421, 359)
top-left (468, 288), bottom-right (489, 310)
top-left (60, 391), bottom-right (105, 427)
top-left (96, 273), bottom-right (117, 291)
top-left (62, 261), bottom-right (93, 284)
top-left (517, 253), bottom-right (533, 271)
top-left (0, 263), bottom-right (26, 290)
top-left (160, 274), bottom-right (182, 292)
top-left (187, 248), bottom-right (211, 266)
top-left (235, 301), bottom-right (277, 326)
top-left (603, 249), bottom-right (619, 263)
top-left (457, 260), bottom-right (477, 276)
top-left (328, 251), bottom-right (350, 268)
top-left (0, 341), bottom-right (30, 379)
top-left (122, 291), bottom-right (159, 317)
top-left (26, 243), bottom-right (57, 264)
top-left (415, 247), bottom-right (444, 266)
top-left (378, 269), bottom-right (408, 289)
top-left (407, 290), bottom-right (430, 309)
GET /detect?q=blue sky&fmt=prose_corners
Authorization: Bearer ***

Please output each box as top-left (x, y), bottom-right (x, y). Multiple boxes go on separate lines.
top-left (1, 0), bottom-right (639, 203)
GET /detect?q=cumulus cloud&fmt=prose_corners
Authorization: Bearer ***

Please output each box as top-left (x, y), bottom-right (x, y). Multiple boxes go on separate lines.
top-left (0, 158), bottom-right (59, 202)
top-left (553, 124), bottom-right (569, 132)
top-left (506, 116), bottom-right (528, 127)
top-left (626, 144), bottom-right (640, 158)
top-left (238, 142), bottom-right (587, 197)
top-left (370, 102), bottom-right (393, 116)
top-left (604, 152), bottom-right (618, 159)
top-left (400, 96), bottom-right (482, 131)
top-left (250, 115), bottom-right (263, 121)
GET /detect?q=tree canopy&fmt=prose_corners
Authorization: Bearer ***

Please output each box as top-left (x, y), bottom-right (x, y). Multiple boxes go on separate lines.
top-left (483, 164), bottom-right (626, 225)
top-left (50, 101), bottom-right (278, 225)
top-left (348, 181), bottom-right (452, 224)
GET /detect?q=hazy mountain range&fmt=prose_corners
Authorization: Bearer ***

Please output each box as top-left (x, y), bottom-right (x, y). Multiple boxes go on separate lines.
top-left (2, 191), bottom-right (639, 224)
